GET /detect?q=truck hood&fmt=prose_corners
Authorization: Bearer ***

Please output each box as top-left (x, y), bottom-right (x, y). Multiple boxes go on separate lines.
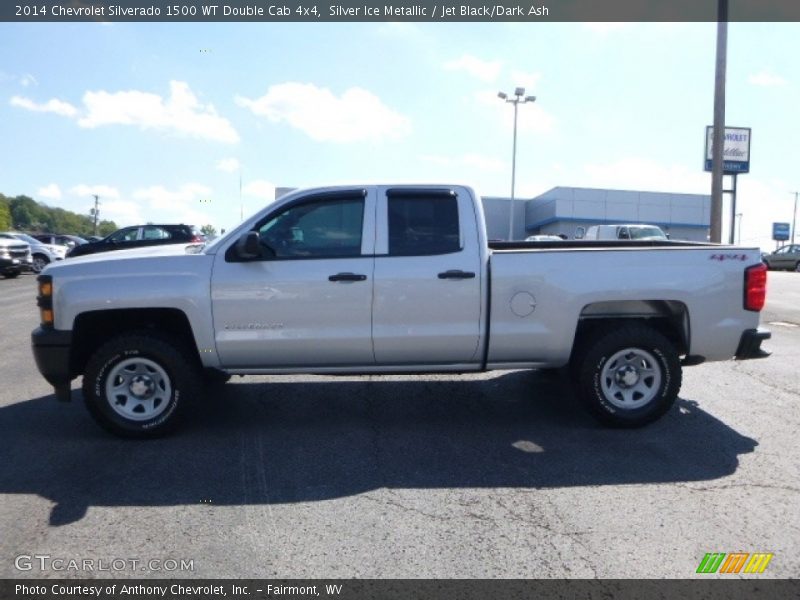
top-left (43, 243), bottom-right (207, 276)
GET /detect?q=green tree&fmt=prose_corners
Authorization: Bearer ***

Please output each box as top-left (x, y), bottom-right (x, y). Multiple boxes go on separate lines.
top-left (200, 224), bottom-right (217, 237)
top-left (0, 195), bottom-right (11, 230)
top-left (0, 192), bottom-right (117, 236)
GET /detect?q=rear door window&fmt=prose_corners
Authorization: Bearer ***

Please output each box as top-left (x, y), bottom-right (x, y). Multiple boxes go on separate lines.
top-left (388, 195), bottom-right (460, 256)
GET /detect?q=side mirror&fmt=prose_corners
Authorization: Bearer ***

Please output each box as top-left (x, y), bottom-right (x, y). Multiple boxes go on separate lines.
top-left (235, 231), bottom-right (261, 259)
top-left (575, 227), bottom-right (585, 240)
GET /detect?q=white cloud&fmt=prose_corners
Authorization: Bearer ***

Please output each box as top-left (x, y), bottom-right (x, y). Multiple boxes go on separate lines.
top-left (132, 183), bottom-right (212, 210)
top-left (236, 83), bottom-right (411, 143)
top-left (78, 81), bottom-right (239, 143)
top-left (420, 153), bottom-right (506, 173)
top-left (11, 82), bottom-right (238, 143)
top-left (69, 184), bottom-right (121, 199)
top-left (444, 55), bottom-right (503, 82)
top-left (243, 180), bottom-right (276, 201)
top-left (748, 70), bottom-right (787, 87)
top-left (20, 74), bottom-right (38, 87)
top-left (98, 199), bottom-right (145, 226)
top-left (10, 95), bottom-right (78, 117)
top-left (131, 183), bottom-right (215, 226)
top-left (216, 157), bottom-right (241, 173)
top-left (37, 184), bottom-right (62, 200)
top-left (475, 90), bottom-right (555, 134)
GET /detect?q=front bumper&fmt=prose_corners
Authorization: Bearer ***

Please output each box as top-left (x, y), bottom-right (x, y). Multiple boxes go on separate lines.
top-left (31, 327), bottom-right (73, 401)
top-left (0, 256), bottom-right (27, 273)
top-left (735, 327), bottom-right (771, 360)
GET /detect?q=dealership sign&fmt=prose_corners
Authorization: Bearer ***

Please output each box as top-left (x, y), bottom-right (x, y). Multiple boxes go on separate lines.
top-left (705, 127), bottom-right (751, 173)
top-left (773, 222), bottom-right (790, 242)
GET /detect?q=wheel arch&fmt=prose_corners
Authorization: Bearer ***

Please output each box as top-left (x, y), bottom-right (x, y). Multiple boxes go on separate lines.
top-left (70, 308), bottom-right (200, 378)
top-left (572, 300), bottom-right (691, 362)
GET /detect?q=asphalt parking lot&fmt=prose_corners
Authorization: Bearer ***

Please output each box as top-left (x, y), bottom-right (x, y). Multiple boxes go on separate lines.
top-left (1, 271), bottom-right (798, 579)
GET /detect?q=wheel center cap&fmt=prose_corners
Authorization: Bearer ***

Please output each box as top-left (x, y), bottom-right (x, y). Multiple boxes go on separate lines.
top-left (129, 375), bottom-right (155, 398)
top-left (616, 365), bottom-right (640, 387)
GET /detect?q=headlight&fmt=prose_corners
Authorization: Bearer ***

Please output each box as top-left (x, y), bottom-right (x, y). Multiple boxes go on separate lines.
top-left (37, 275), bottom-right (54, 327)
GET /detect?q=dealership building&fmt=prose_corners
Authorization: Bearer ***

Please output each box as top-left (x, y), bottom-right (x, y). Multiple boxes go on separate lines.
top-left (482, 186), bottom-right (711, 242)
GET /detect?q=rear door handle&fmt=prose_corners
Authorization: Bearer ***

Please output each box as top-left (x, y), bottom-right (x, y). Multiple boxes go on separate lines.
top-left (438, 270), bottom-right (476, 279)
top-left (329, 272), bottom-right (367, 282)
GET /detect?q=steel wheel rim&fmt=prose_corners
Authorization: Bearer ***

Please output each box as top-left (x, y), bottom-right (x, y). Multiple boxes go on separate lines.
top-left (600, 347), bottom-right (662, 409)
top-left (33, 257), bottom-right (47, 273)
top-left (105, 357), bottom-right (172, 421)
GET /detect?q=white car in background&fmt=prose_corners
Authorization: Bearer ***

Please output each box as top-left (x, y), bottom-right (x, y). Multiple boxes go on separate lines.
top-left (0, 232), bottom-right (66, 273)
top-left (578, 224), bottom-right (669, 241)
top-left (525, 234), bottom-right (566, 242)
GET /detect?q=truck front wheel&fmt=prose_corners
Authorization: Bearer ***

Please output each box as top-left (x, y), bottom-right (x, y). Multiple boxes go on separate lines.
top-left (576, 324), bottom-right (682, 427)
top-left (82, 333), bottom-right (202, 437)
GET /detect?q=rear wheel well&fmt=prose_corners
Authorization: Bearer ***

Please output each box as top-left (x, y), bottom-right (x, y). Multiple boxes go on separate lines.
top-left (70, 309), bottom-right (199, 378)
top-left (571, 301), bottom-right (690, 366)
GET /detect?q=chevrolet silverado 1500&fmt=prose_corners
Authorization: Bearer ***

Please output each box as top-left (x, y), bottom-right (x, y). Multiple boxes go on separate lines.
top-left (31, 185), bottom-right (770, 437)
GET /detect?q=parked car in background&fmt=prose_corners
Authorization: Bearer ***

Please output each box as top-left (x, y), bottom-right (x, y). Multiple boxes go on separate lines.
top-left (66, 224), bottom-right (204, 258)
top-left (32, 233), bottom-right (88, 250)
top-left (0, 232), bottom-right (66, 273)
top-left (762, 244), bottom-right (800, 271)
top-left (577, 224), bottom-right (669, 241)
top-left (525, 234), bottom-right (566, 242)
top-left (0, 236), bottom-right (33, 278)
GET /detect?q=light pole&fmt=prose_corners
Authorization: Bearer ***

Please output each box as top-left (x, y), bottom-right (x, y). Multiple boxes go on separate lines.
top-left (498, 87), bottom-right (536, 241)
top-left (791, 191), bottom-right (798, 244)
top-left (735, 212), bottom-right (743, 244)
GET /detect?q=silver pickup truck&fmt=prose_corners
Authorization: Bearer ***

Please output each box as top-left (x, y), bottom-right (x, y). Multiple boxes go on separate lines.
top-left (31, 185), bottom-right (770, 437)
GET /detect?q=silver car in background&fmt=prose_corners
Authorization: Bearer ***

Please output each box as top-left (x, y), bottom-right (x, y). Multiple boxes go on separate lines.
top-left (0, 236), bottom-right (33, 278)
top-left (0, 232), bottom-right (66, 273)
top-left (762, 244), bottom-right (800, 272)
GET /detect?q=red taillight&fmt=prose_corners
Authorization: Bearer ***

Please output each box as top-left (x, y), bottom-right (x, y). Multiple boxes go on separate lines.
top-left (191, 235), bottom-right (203, 243)
top-left (744, 263), bottom-right (767, 311)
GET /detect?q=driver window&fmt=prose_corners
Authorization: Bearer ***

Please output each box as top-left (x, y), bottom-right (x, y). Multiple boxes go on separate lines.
top-left (110, 228), bottom-right (138, 242)
top-left (256, 198), bottom-right (364, 258)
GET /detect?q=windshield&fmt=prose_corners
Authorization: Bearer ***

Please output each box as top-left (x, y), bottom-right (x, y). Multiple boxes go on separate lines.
top-left (11, 233), bottom-right (41, 244)
top-left (629, 227), bottom-right (667, 240)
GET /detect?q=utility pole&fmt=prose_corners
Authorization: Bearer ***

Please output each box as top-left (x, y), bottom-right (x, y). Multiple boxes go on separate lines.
top-left (792, 191), bottom-right (799, 244)
top-left (91, 194), bottom-right (100, 235)
top-left (710, 0), bottom-right (728, 243)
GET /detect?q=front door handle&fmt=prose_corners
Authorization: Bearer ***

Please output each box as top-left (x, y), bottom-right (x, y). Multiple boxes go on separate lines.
top-left (329, 272), bottom-right (367, 282)
top-left (438, 270), bottom-right (476, 279)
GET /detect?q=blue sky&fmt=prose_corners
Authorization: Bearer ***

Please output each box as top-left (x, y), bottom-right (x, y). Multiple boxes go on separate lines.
top-left (0, 21), bottom-right (797, 248)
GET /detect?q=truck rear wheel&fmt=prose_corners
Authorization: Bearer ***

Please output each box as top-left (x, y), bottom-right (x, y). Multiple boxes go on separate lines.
top-left (575, 324), bottom-right (682, 427)
top-left (82, 332), bottom-right (202, 437)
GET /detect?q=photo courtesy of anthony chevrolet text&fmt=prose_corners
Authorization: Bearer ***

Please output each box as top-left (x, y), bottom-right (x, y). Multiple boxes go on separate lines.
top-left (1, 1), bottom-right (799, 599)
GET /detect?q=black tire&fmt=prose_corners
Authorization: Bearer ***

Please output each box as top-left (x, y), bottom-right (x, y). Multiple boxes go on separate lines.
top-left (3, 271), bottom-right (20, 279)
top-left (575, 324), bottom-right (682, 427)
top-left (82, 332), bottom-right (203, 438)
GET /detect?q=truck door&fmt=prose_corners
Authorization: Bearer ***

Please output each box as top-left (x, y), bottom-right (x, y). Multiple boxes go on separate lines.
top-left (211, 189), bottom-right (376, 368)
top-left (372, 187), bottom-right (482, 365)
